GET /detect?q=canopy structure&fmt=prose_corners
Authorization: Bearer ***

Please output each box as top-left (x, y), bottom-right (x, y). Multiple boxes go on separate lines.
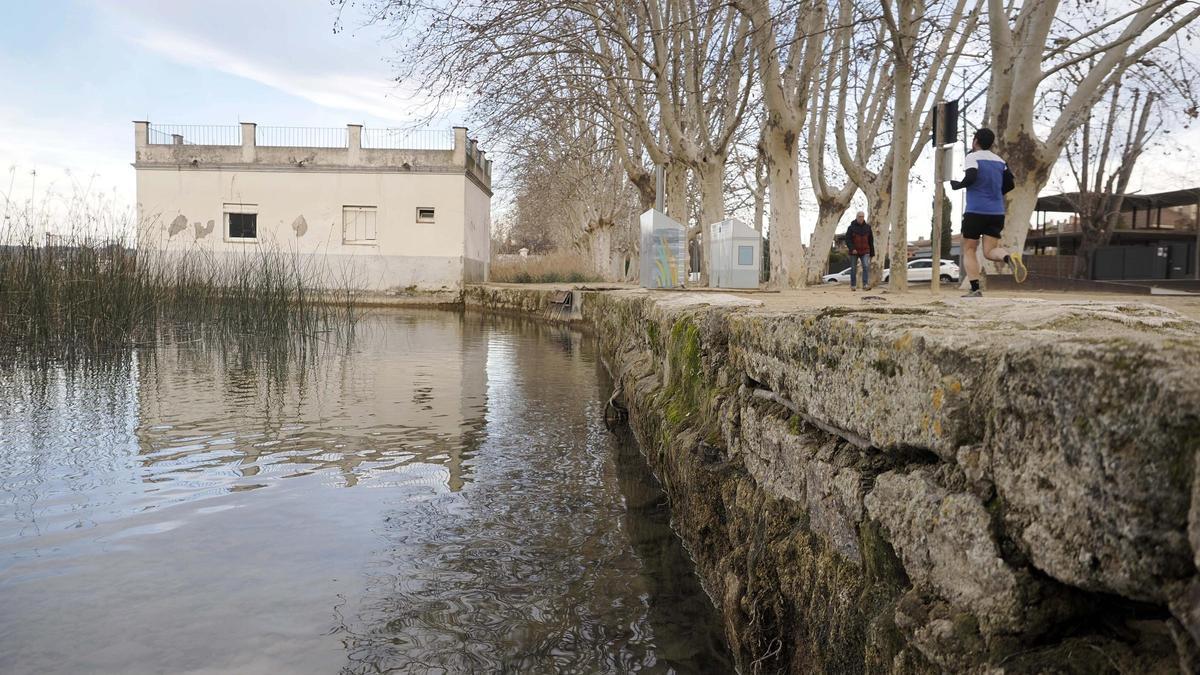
top-left (1036, 188), bottom-right (1200, 218)
top-left (1029, 188), bottom-right (1200, 281)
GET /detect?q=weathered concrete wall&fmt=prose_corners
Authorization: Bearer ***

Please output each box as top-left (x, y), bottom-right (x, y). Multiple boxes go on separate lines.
top-left (134, 122), bottom-right (491, 291)
top-left (136, 169), bottom-right (473, 291)
top-left (465, 285), bottom-right (1200, 673)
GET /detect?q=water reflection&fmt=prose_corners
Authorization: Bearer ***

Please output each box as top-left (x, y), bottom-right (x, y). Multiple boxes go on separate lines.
top-left (134, 313), bottom-right (489, 492)
top-left (0, 310), bottom-right (730, 673)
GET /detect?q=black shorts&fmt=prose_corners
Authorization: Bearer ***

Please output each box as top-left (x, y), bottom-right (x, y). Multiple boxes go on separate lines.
top-left (962, 213), bottom-right (1005, 240)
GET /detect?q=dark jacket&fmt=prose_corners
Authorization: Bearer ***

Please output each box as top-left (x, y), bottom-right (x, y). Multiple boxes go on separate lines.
top-left (845, 220), bottom-right (875, 257)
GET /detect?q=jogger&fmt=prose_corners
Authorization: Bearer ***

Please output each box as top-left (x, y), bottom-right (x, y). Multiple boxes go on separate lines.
top-left (950, 128), bottom-right (1027, 297)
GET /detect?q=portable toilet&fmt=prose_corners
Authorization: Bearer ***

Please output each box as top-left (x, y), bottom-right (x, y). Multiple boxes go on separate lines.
top-left (710, 218), bottom-right (761, 288)
top-left (639, 209), bottom-right (687, 288)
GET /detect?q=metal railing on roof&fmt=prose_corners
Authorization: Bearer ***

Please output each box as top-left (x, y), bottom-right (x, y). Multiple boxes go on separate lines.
top-left (256, 126), bottom-right (349, 148)
top-left (147, 124), bottom-right (241, 146)
top-left (361, 128), bottom-right (455, 150)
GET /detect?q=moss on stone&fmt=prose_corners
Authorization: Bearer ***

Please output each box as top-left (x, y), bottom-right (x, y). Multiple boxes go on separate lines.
top-left (871, 358), bottom-right (901, 378)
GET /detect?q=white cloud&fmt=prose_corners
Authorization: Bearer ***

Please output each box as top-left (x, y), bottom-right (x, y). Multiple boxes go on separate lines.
top-left (130, 29), bottom-right (434, 124)
top-left (95, 0), bottom-right (455, 126)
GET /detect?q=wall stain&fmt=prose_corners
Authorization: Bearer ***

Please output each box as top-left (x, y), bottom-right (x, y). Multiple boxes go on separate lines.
top-left (194, 219), bottom-right (215, 239)
top-left (168, 214), bottom-right (187, 237)
top-left (291, 215), bottom-right (308, 237)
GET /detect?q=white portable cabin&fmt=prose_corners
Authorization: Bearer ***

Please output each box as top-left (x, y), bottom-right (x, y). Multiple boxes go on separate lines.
top-left (639, 209), bottom-right (687, 288)
top-left (709, 218), bottom-right (761, 289)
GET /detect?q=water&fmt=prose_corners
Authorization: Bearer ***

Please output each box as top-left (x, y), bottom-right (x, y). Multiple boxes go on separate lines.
top-left (0, 311), bottom-right (732, 674)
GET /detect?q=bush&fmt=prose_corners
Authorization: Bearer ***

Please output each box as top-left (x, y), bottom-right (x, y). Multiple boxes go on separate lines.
top-left (828, 248), bottom-right (850, 273)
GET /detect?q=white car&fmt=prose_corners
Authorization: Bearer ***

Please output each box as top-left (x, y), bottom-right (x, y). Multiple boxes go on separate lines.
top-left (882, 258), bottom-right (960, 283)
top-left (822, 267), bottom-right (854, 284)
top-left (821, 265), bottom-right (884, 285)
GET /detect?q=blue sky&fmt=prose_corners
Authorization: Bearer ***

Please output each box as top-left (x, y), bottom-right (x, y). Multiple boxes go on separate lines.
top-left (1, 0), bottom-right (459, 216)
top-left (2, 1), bottom-right (1195, 243)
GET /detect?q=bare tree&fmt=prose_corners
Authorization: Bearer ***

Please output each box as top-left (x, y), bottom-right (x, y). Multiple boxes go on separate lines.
top-left (985, 0), bottom-right (1200, 257)
top-left (1062, 78), bottom-right (1159, 277)
top-left (881, 0), bottom-right (981, 290)
top-left (587, 0), bottom-right (755, 286)
top-left (801, 4), bottom-right (859, 285)
top-left (831, 0), bottom-right (979, 287)
top-left (737, 0), bottom-right (828, 288)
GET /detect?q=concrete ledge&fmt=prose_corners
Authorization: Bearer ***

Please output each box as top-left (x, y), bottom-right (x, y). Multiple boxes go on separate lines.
top-left (467, 283), bottom-right (1200, 673)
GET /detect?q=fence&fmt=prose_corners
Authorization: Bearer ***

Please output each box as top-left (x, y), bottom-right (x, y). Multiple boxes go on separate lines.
top-left (361, 128), bottom-right (455, 150)
top-left (255, 126), bottom-right (349, 148)
top-left (1026, 254), bottom-right (1080, 278)
top-left (146, 124), bottom-right (463, 152)
top-left (146, 124), bottom-right (241, 146)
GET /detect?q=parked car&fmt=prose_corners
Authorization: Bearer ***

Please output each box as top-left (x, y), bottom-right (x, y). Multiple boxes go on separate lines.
top-left (822, 267), bottom-right (853, 284)
top-left (882, 258), bottom-right (959, 283)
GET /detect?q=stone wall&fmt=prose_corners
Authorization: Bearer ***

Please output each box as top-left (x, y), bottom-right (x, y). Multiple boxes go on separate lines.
top-left (465, 286), bottom-right (1200, 673)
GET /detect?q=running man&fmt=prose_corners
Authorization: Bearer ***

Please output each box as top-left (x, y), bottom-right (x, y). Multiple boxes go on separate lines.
top-left (949, 127), bottom-right (1027, 297)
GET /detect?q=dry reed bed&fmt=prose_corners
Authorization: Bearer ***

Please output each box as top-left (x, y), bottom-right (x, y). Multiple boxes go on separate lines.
top-left (489, 249), bottom-right (601, 284)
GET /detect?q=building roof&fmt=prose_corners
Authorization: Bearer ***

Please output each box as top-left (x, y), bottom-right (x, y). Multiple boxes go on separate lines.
top-left (1037, 188), bottom-right (1200, 213)
top-left (1026, 229), bottom-right (1198, 245)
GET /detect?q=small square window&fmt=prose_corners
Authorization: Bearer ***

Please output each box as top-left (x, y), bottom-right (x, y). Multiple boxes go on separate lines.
top-left (416, 207), bottom-right (436, 223)
top-left (226, 211), bottom-right (257, 240)
top-left (343, 206), bottom-right (378, 244)
top-left (737, 245), bottom-right (754, 266)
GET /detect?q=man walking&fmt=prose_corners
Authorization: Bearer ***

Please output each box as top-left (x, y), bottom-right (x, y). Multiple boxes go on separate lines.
top-left (949, 128), bottom-right (1027, 297)
top-left (844, 211), bottom-right (874, 291)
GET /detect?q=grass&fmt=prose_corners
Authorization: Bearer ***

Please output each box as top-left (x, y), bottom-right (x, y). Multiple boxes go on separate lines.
top-left (489, 249), bottom-right (601, 284)
top-left (1, 183), bottom-right (360, 359)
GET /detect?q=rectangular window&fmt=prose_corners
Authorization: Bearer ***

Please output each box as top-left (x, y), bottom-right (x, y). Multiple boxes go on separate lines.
top-left (737, 245), bottom-right (754, 266)
top-left (342, 206), bottom-right (378, 244)
top-left (224, 205), bottom-right (258, 241)
top-left (416, 207), bottom-right (436, 223)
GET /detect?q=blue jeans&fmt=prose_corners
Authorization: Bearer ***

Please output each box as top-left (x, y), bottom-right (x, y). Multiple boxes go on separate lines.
top-left (850, 254), bottom-right (871, 288)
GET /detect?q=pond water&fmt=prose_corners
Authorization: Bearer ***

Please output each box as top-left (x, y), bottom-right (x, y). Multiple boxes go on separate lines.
top-left (0, 311), bottom-right (732, 674)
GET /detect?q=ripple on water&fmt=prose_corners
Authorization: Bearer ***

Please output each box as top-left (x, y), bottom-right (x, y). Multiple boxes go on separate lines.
top-left (0, 311), bottom-right (732, 674)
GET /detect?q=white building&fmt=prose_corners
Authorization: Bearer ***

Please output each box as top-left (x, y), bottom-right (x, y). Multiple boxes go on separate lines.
top-left (133, 122), bottom-right (492, 291)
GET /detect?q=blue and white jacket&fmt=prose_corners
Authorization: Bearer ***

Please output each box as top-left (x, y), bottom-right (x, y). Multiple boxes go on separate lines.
top-left (953, 150), bottom-right (1015, 215)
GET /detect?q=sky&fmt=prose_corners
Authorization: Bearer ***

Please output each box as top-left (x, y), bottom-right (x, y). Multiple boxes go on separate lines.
top-left (2, 1), bottom-right (1196, 245)
top-left (0, 0), bottom-right (458, 229)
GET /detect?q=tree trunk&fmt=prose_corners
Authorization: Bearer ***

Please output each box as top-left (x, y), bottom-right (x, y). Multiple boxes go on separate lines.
top-left (753, 189), bottom-right (765, 233)
top-left (696, 160), bottom-right (726, 287)
top-left (999, 178), bottom-right (1041, 264)
top-left (888, 53), bottom-right (912, 291)
top-left (1074, 228), bottom-right (1100, 279)
top-left (630, 171), bottom-right (656, 212)
top-left (588, 223), bottom-right (613, 280)
top-left (805, 202), bottom-right (853, 285)
top-left (763, 126), bottom-right (803, 289)
top-left (863, 179), bottom-right (893, 283)
top-left (1074, 216), bottom-right (1117, 279)
top-left (664, 161), bottom-right (688, 224)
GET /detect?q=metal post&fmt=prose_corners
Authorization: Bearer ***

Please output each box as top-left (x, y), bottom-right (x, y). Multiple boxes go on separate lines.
top-left (932, 145), bottom-right (943, 294)
top-left (655, 164), bottom-right (665, 213)
top-left (931, 101), bottom-right (947, 294)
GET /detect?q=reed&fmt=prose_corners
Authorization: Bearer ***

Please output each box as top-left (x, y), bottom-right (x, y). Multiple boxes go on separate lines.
top-left (1, 185), bottom-right (359, 358)
top-left (489, 249), bottom-right (601, 284)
